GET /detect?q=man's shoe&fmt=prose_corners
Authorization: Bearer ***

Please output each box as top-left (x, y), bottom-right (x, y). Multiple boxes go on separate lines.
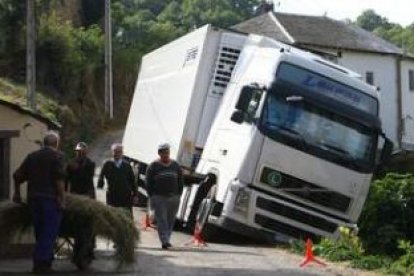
top-left (161, 244), bottom-right (169, 250)
top-left (165, 243), bottom-right (172, 248)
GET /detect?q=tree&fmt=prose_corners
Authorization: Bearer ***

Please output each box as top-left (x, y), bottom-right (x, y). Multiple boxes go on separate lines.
top-left (356, 9), bottom-right (391, 32)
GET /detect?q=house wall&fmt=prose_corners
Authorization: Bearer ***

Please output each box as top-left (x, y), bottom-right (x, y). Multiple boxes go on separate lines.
top-left (401, 59), bottom-right (414, 149)
top-left (339, 52), bottom-right (399, 147)
top-left (0, 106), bottom-right (49, 200)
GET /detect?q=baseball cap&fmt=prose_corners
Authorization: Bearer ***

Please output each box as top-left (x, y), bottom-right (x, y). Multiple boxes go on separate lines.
top-left (75, 142), bottom-right (88, 151)
top-left (158, 143), bottom-right (170, 151)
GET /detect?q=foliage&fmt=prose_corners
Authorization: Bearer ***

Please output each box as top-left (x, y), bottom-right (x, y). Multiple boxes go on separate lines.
top-left (355, 9), bottom-right (414, 54)
top-left (358, 173), bottom-right (414, 256)
top-left (0, 78), bottom-right (59, 124)
top-left (351, 255), bottom-right (391, 271)
top-left (0, 194), bottom-right (139, 263)
top-left (355, 9), bottom-right (393, 32)
top-left (37, 12), bottom-right (104, 97)
top-left (388, 240), bottom-right (414, 275)
top-left (315, 227), bottom-right (364, 262)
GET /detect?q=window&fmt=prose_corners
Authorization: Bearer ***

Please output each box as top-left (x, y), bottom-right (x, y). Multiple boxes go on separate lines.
top-left (409, 70), bottom-right (414, 92)
top-left (366, 71), bottom-right (374, 85)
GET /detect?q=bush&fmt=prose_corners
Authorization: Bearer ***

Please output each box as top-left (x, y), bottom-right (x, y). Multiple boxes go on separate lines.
top-left (351, 255), bottom-right (391, 270)
top-left (358, 173), bottom-right (414, 255)
top-left (315, 227), bottom-right (364, 262)
top-left (388, 240), bottom-right (414, 275)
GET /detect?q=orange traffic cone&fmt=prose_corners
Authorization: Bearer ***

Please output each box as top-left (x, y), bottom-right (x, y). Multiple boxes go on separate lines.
top-left (141, 213), bottom-right (154, 231)
top-left (184, 223), bottom-right (207, 247)
top-left (299, 238), bottom-right (326, 267)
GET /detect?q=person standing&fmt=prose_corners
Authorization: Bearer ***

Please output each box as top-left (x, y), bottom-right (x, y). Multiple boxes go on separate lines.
top-left (13, 132), bottom-right (66, 274)
top-left (66, 142), bottom-right (96, 198)
top-left (66, 141), bottom-right (96, 267)
top-left (146, 143), bottom-right (183, 249)
top-left (97, 143), bottom-right (137, 216)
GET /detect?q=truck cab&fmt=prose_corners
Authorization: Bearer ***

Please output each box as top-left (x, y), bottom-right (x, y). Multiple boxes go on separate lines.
top-left (193, 35), bottom-right (392, 241)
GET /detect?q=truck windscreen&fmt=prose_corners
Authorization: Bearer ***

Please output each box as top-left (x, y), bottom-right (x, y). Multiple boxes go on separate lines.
top-left (260, 83), bottom-right (378, 173)
top-left (276, 63), bottom-right (378, 115)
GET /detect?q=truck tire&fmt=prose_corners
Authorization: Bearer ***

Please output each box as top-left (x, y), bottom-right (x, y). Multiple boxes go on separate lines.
top-left (186, 175), bottom-right (215, 231)
top-left (194, 185), bottom-right (218, 240)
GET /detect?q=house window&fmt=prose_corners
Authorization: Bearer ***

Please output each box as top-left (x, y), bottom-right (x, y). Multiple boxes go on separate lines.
top-left (409, 70), bottom-right (414, 91)
top-left (366, 71), bottom-right (374, 85)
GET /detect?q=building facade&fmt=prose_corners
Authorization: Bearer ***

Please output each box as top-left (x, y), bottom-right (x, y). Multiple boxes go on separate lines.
top-left (0, 99), bottom-right (59, 200)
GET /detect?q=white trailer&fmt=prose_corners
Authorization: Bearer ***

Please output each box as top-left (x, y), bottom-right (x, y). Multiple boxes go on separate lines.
top-left (123, 25), bottom-right (393, 241)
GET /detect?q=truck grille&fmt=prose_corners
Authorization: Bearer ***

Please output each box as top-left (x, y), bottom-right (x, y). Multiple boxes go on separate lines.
top-left (261, 169), bottom-right (351, 213)
top-left (255, 214), bottom-right (317, 240)
top-left (256, 197), bottom-right (337, 233)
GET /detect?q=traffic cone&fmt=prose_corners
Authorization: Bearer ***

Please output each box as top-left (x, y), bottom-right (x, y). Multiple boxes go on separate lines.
top-left (299, 238), bottom-right (326, 267)
top-left (141, 213), bottom-right (154, 231)
top-left (184, 222), bottom-right (207, 247)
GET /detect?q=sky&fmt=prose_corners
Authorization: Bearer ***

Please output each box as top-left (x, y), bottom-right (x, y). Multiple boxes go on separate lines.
top-left (274, 0), bottom-right (414, 27)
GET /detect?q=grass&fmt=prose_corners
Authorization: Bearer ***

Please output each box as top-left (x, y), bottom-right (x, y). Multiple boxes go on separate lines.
top-left (0, 194), bottom-right (139, 263)
top-left (0, 78), bottom-right (59, 124)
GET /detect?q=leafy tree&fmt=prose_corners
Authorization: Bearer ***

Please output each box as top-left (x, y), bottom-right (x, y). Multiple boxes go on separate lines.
top-left (356, 9), bottom-right (391, 32)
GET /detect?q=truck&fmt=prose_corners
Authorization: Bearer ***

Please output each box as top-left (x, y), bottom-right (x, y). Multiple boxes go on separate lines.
top-left (123, 25), bottom-right (393, 242)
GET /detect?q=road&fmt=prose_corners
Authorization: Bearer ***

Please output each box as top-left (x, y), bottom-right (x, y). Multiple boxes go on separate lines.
top-left (0, 129), bottom-right (374, 275)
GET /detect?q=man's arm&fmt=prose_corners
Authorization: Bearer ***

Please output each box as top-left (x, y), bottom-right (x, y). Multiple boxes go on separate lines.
top-left (12, 156), bottom-right (29, 203)
top-left (127, 164), bottom-right (138, 195)
top-left (56, 179), bottom-right (65, 209)
top-left (97, 161), bottom-right (107, 189)
top-left (177, 163), bottom-right (184, 195)
top-left (145, 163), bottom-right (154, 197)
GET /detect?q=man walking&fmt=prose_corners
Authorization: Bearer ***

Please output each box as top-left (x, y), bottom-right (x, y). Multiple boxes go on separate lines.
top-left (13, 132), bottom-right (65, 274)
top-left (146, 143), bottom-right (183, 249)
top-left (66, 142), bottom-right (96, 198)
top-left (98, 143), bottom-right (137, 216)
top-left (66, 141), bottom-right (96, 267)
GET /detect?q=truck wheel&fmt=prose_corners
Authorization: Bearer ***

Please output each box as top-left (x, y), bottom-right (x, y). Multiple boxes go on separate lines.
top-left (186, 175), bottom-right (216, 232)
top-left (192, 185), bottom-right (218, 241)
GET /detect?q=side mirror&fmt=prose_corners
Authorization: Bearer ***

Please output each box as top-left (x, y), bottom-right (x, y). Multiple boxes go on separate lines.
top-left (380, 137), bottom-right (393, 164)
top-left (231, 110), bottom-right (244, 124)
top-left (235, 85), bottom-right (255, 112)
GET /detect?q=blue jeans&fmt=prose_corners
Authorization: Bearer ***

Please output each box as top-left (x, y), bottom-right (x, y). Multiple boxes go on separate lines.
top-left (30, 197), bottom-right (62, 264)
top-left (150, 195), bottom-right (180, 245)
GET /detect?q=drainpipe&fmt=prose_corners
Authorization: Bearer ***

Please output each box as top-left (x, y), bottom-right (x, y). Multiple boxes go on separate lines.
top-left (396, 55), bottom-right (403, 149)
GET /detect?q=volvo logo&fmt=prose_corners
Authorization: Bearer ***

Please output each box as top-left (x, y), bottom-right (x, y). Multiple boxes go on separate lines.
top-left (267, 171), bottom-right (282, 187)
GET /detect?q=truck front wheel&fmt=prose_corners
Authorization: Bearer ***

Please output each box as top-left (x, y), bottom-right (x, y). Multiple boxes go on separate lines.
top-left (192, 184), bottom-right (218, 240)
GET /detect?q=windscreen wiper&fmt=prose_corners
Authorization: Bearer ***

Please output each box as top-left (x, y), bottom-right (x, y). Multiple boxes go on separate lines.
top-left (319, 142), bottom-right (358, 167)
top-left (265, 121), bottom-right (309, 150)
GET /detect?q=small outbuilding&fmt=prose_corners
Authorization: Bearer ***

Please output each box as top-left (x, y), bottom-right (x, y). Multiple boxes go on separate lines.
top-left (0, 86), bottom-right (60, 201)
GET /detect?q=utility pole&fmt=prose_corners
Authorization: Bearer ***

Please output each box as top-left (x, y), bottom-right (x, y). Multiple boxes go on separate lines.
top-left (105, 0), bottom-right (113, 119)
top-left (26, 0), bottom-right (36, 110)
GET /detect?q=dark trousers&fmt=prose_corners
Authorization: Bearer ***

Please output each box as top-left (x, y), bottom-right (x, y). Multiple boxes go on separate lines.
top-left (31, 197), bottom-right (62, 266)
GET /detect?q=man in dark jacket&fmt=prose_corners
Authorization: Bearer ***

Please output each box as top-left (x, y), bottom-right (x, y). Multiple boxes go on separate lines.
top-left (98, 143), bottom-right (137, 216)
top-left (66, 141), bottom-right (96, 265)
top-left (66, 142), bottom-right (96, 198)
top-left (13, 132), bottom-right (65, 274)
top-left (146, 143), bottom-right (183, 249)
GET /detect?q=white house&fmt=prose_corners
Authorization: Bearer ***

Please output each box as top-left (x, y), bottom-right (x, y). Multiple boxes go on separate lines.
top-left (233, 12), bottom-right (414, 151)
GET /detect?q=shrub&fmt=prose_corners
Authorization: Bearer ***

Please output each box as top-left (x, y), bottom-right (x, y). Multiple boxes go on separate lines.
top-left (388, 240), bottom-right (414, 275)
top-left (315, 227), bottom-right (364, 262)
top-left (358, 173), bottom-right (414, 255)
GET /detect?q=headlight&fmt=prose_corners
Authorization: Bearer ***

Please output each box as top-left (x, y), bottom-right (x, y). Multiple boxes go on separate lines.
top-left (233, 188), bottom-right (250, 215)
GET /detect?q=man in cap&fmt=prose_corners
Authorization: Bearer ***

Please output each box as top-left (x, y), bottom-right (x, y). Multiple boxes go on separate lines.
top-left (98, 143), bottom-right (138, 216)
top-left (66, 142), bottom-right (96, 264)
top-left (13, 131), bottom-right (65, 273)
top-left (66, 142), bottom-right (96, 198)
top-left (146, 143), bottom-right (183, 249)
